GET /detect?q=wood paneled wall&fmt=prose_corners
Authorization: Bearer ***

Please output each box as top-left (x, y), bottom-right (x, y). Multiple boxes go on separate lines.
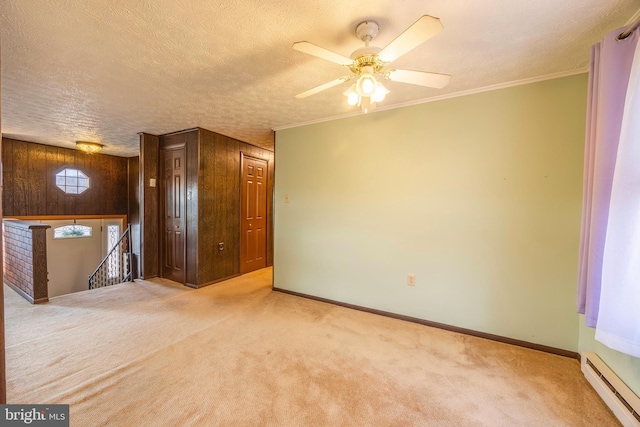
top-left (2, 138), bottom-right (129, 217)
top-left (128, 156), bottom-right (140, 278)
top-left (139, 133), bottom-right (159, 279)
top-left (148, 128), bottom-right (274, 288)
top-left (197, 128), bottom-right (274, 286)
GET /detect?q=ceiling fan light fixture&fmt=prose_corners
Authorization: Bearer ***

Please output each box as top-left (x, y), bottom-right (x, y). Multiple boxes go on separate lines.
top-left (372, 81), bottom-right (389, 103)
top-left (356, 74), bottom-right (376, 96)
top-left (356, 66), bottom-right (377, 96)
top-left (293, 15), bottom-right (450, 113)
top-left (76, 141), bottom-right (103, 154)
top-left (344, 84), bottom-right (360, 106)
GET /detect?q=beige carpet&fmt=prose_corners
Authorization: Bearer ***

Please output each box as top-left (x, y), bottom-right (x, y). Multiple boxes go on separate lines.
top-left (4, 268), bottom-right (619, 426)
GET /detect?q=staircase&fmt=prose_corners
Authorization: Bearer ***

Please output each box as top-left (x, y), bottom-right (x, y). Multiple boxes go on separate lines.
top-left (88, 224), bottom-right (134, 289)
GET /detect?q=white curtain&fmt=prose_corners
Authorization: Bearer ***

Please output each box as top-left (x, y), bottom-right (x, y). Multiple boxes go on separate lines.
top-left (595, 36), bottom-right (640, 357)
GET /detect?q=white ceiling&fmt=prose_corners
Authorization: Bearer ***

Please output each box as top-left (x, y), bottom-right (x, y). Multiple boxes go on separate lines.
top-left (1, 0), bottom-right (638, 157)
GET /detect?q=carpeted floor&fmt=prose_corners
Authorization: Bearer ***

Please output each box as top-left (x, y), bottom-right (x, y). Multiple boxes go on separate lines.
top-left (4, 268), bottom-right (619, 426)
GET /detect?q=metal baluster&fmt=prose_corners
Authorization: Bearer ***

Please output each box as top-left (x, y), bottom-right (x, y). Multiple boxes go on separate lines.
top-left (88, 224), bottom-right (133, 289)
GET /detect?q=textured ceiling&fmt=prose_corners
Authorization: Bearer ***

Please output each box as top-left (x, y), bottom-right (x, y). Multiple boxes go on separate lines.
top-left (1, 0), bottom-right (638, 157)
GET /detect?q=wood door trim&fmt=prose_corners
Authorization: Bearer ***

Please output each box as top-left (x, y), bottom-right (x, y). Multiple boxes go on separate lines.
top-left (159, 148), bottom-right (166, 282)
top-left (159, 140), bottom-right (187, 150)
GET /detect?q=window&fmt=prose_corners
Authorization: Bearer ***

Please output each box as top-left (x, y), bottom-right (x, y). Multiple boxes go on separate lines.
top-left (55, 168), bottom-right (89, 194)
top-left (53, 224), bottom-right (92, 239)
top-left (107, 224), bottom-right (120, 279)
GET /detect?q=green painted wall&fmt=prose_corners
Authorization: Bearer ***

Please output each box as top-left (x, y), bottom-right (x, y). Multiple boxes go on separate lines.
top-left (274, 74), bottom-right (588, 351)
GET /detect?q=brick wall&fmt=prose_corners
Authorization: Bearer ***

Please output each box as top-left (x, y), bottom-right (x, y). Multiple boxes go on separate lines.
top-left (2, 220), bottom-right (50, 304)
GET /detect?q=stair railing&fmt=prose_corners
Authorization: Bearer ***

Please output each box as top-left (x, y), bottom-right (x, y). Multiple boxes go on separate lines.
top-left (88, 224), bottom-right (134, 289)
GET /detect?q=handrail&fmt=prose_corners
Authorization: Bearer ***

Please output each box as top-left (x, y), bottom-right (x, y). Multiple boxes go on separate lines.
top-left (88, 224), bottom-right (134, 289)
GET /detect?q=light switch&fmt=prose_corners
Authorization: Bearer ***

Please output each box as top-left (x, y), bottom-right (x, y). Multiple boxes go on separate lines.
top-left (407, 274), bottom-right (415, 286)
top-left (150, 179), bottom-right (156, 187)
top-left (285, 194), bottom-right (290, 203)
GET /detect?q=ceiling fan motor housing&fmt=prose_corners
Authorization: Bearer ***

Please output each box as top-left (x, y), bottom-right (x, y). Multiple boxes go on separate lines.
top-left (349, 48), bottom-right (387, 75)
top-left (350, 20), bottom-right (387, 74)
top-left (355, 20), bottom-right (379, 43)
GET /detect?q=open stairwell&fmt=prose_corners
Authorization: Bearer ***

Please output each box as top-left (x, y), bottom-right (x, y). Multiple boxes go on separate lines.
top-left (88, 224), bottom-right (134, 289)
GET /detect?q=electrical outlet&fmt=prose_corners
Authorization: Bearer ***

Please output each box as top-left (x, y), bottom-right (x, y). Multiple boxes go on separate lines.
top-left (407, 274), bottom-right (415, 286)
top-left (218, 242), bottom-right (224, 251)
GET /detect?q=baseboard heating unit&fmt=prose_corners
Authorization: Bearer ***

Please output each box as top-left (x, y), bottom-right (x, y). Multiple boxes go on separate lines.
top-left (581, 352), bottom-right (640, 427)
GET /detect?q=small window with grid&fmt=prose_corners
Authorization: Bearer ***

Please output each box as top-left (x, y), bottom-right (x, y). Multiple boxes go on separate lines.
top-left (55, 168), bottom-right (90, 194)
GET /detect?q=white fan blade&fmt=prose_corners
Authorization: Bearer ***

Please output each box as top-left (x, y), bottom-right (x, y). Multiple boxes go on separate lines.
top-left (378, 16), bottom-right (443, 63)
top-left (295, 77), bottom-right (352, 99)
top-left (386, 69), bottom-right (451, 89)
top-left (293, 42), bottom-right (353, 66)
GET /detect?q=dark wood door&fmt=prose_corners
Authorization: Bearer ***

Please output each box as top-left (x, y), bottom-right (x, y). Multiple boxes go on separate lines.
top-left (161, 147), bottom-right (186, 283)
top-left (240, 154), bottom-right (268, 274)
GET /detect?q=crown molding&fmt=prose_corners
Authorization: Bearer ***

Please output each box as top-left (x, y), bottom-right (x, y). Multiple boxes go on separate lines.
top-left (272, 68), bottom-right (588, 132)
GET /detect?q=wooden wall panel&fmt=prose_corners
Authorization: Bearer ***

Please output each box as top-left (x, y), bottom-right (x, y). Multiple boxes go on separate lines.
top-left (44, 145), bottom-right (60, 214)
top-left (198, 130), bottom-right (216, 283)
top-left (140, 133), bottom-right (159, 279)
top-left (62, 147), bottom-right (76, 215)
top-left (146, 128), bottom-right (273, 288)
top-left (128, 156), bottom-right (141, 278)
top-left (196, 129), bottom-right (223, 285)
top-left (12, 140), bottom-right (29, 215)
top-left (185, 131), bottom-right (199, 287)
top-left (2, 138), bottom-right (128, 217)
top-left (195, 128), bottom-right (273, 287)
top-left (28, 143), bottom-right (46, 214)
top-left (3, 138), bottom-right (14, 215)
top-left (214, 133), bottom-right (231, 279)
top-left (74, 147), bottom-right (88, 214)
top-left (227, 137), bottom-right (241, 274)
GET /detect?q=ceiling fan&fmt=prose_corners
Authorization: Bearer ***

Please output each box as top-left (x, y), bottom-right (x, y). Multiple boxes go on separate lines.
top-left (293, 15), bottom-right (451, 113)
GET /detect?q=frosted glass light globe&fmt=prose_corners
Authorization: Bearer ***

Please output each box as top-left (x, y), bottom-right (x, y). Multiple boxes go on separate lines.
top-left (347, 92), bottom-right (359, 106)
top-left (373, 82), bottom-right (389, 103)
